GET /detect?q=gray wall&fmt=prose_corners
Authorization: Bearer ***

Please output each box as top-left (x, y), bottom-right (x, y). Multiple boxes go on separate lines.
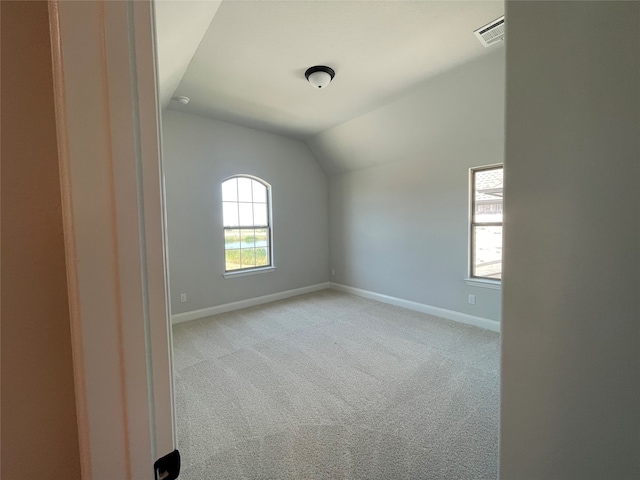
top-left (315, 49), bottom-right (505, 321)
top-left (500, 1), bottom-right (640, 478)
top-left (162, 110), bottom-right (329, 315)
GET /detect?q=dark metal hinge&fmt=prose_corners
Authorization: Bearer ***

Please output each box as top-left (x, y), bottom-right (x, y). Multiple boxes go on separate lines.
top-left (154, 449), bottom-right (180, 480)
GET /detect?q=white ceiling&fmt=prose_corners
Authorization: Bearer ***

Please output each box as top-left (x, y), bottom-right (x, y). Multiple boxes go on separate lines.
top-left (155, 1), bottom-right (223, 108)
top-left (156, 0), bottom-right (504, 139)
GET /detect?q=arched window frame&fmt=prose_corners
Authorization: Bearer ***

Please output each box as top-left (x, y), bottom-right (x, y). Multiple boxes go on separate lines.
top-left (221, 175), bottom-right (274, 277)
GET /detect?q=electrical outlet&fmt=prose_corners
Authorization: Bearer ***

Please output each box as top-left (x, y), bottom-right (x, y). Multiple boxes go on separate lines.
top-left (331, 269), bottom-right (335, 276)
top-left (180, 293), bottom-right (187, 303)
top-left (468, 294), bottom-right (476, 305)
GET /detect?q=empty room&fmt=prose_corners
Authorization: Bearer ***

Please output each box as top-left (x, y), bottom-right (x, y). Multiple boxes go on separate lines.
top-left (2, 0), bottom-right (638, 477)
top-left (2, 0), bottom-right (638, 478)
top-left (156, 1), bottom-right (504, 478)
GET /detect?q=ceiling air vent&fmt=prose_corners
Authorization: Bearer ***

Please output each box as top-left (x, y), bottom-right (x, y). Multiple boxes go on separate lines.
top-left (474, 16), bottom-right (505, 47)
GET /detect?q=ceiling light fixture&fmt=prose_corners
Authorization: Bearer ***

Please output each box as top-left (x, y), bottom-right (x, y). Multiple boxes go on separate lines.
top-left (304, 66), bottom-right (335, 89)
top-left (174, 96), bottom-right (190, 105)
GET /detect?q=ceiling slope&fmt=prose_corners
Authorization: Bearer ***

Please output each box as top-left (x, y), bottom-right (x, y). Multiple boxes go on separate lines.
top-left (306, 47), bottom-right (505, 175)
top-left (166, 0), bottom-right (504, 138)
top-left (155, 0), bottom-right (222, 108)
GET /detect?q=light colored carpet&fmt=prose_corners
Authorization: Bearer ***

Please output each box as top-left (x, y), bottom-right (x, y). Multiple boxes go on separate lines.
top-left (172, 289), bottom-right (500, 479)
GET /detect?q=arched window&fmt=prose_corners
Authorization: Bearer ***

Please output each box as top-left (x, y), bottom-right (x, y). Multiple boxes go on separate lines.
top-left (221, 175), bottom-right (272, 273)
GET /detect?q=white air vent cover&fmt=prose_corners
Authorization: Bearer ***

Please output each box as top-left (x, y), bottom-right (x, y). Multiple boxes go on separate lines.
top-left (474, 16), bottom-right (505, 47)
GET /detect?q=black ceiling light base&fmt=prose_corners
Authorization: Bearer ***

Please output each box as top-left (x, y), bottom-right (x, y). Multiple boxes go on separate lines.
top-left (305, 65), bottom-right (335, 81)
top-left (304, 66), bottom-right (336, 89)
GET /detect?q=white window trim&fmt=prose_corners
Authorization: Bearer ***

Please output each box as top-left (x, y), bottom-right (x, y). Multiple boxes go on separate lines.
top-left (223, 266), bottom-right (276, 279)
top-left (221, 175), bottom-right (274, 275)
top-left (464, 278), bottom-right (502, 290)
top-left (469, 163), bottom-right (503, 283)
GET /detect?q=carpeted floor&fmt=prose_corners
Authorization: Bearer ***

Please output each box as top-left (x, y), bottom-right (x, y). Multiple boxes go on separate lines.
top-left (172, 289), bottom-right (500, 479)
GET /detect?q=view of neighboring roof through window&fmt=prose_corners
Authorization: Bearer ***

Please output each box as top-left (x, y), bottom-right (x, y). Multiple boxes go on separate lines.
top-left (221, 176), bottom-right (272, 273)
top-left (471, 165), bottom-right (503, 280)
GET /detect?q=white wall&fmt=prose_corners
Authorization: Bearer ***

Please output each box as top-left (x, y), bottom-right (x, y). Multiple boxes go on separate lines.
top-left (313, 49), bottom-right (505, 322)
top-left (162, 110), bottom-right (329, 315)
top-left (500, 1), bottom-right (640, 478)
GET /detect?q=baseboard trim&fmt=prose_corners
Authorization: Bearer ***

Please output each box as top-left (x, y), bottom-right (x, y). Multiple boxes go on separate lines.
top-left (330, 283), bottom-right (500, 332)
top-left (171, 282), bottom-right (331, 324)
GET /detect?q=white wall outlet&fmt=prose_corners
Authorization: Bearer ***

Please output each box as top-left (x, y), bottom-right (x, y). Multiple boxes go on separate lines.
top-left (468, 294), bottom-right (476, 305)
top-left (331, 269), bottom-right (335, 276)
top-left (180, 293), bottom-right (187, 303)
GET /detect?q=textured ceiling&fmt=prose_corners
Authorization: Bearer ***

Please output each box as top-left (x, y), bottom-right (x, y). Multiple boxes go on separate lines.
top-left (158, 0), bottom-right (504, 139)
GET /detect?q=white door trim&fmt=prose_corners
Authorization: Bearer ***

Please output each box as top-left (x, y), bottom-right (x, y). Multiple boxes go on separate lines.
top-left (49, 1), bottom-right (174, 478)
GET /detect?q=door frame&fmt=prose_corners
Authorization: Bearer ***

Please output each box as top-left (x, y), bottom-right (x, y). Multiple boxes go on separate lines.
top-left (49, 0), bottom-right (175, 477)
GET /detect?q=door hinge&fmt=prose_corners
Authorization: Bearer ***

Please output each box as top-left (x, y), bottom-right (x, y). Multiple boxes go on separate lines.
top-left (154, 449), bottom-right (180, 480)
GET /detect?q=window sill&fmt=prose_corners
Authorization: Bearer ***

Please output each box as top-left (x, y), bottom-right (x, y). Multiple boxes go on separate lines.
top-left (464, 278), bottom-right (501, 290)
top-left (223, 266), bottom-right (275, 279)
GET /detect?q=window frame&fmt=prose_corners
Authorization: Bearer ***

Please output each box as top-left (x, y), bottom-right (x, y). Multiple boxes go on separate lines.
top-left (221, 175), bottom-right (274, 276)
top-left (469, 164), bottom-right (503, 283)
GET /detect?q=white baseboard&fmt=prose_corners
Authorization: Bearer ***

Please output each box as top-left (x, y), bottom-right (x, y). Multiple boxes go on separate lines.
top-left (171, 282), bottom-right (331, 324)
top-left (171, 281), bottom-right (500, 332)
top-left (330, 283), bottom-right (500, 332)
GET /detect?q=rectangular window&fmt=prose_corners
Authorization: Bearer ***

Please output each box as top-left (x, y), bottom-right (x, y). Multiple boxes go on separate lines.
top-left (470, 165), bottom-right (503, 280)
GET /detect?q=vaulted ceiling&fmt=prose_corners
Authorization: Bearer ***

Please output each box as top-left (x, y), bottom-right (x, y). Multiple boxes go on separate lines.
top-left (155, 1), bottom-right (504, 140)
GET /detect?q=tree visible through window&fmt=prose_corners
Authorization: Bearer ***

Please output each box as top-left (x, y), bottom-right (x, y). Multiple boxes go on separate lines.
top-left (222, 176), bottom-right (271, 272)
top-left (471, 165), bottom-right (503, 280)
